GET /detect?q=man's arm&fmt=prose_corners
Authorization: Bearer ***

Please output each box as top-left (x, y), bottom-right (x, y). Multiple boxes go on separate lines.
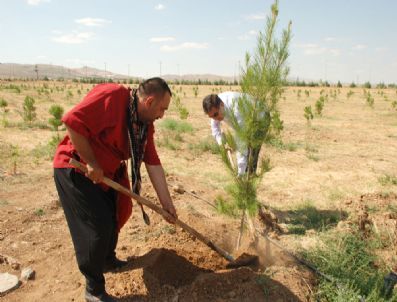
top-left (145, 163), bottom-right (177, 223)
top-left (210, 119), bottom-right (223, 145)
top-left (236, 150), bottom-right (248, 176)
top-left (66, 125), bottom-right (104, 183)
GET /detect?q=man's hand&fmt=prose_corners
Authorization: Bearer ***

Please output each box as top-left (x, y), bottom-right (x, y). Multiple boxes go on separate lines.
top-left (86, 163), bottom-right (104, 184)
top-left (161, 201), bottom-right (178, 224)
top-left (145, 164), bottom-right (178, 224)
top-left (66, 125), bottom-right (103, 184)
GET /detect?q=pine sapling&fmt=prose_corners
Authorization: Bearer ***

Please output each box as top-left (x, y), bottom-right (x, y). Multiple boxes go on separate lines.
top-left (21, 96), bottom-right (37, 123)
top-left (315, 96), bottom-right (325, 116)
top-left (11, 145), bottom-right (19, 175)
top-left (48, 104), bottom-right (64, 140)
top-left (365, 91), bottom-right (374, 108)
top-left (304, 105), bottom-right (314, 126)
top-left (219, 0), bottom-right (291, 247)
top-left (173, 95), bottom-right (189, 120)
top-left (0, 98), bottom-right (9, 126)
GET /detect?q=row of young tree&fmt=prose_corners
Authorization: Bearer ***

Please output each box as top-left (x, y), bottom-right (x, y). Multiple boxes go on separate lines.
top-left (0, 96), bottom-right (63, 134)
top-left (2, 76), bottom-right (396, 89)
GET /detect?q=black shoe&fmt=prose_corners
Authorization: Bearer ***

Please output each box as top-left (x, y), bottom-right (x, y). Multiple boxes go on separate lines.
top-left (103, 257), bottom-right (128, 273)
top-left (85, 291), bottom-right (116, 302)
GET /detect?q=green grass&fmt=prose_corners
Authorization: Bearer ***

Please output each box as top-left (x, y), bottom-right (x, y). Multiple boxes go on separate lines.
top-left (366, 204), bottom-right (380, 213)
top-left (285, 200), bottom-right (344, 234)
top-left (0, 200), bottom-right (9, 206)
top-left (188, 137), bottom-right (220, 155)
top-left (306, 153), bottom-right (320, 162)
top-left (268, 138), bottom-right (300, 151)
top-left (30, 136), bottom-right (60, 159)
top-left (302, 229), bottom-right (396, 301)
top-left (386, 204), bottom-right (397, 214)
top-left (305, 143), bottom-right (319, 153)
top-left (34, 208), bottom-right (45, 216)
top-left (379, 174), bottom-right (397, 186)
top-left (159, 118), bottom-right (194, 133)
top-left (328, 188), bottom-right (346, 202)
top-left (157, 136), bottom-right (180, 150)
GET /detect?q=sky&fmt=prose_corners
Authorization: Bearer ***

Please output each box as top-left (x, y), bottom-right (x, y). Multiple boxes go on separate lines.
top-left (1, 0), bottom-right (397, 84)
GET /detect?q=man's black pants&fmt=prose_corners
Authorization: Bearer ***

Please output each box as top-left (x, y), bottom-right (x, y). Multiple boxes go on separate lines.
top-left (247, 146), bottom-right (261, 175)
top-left (54, 168), bottom-right (118, 295)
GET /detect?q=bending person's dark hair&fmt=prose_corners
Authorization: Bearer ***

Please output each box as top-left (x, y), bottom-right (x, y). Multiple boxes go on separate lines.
top-left (202, 94), bottom-right (221, 114)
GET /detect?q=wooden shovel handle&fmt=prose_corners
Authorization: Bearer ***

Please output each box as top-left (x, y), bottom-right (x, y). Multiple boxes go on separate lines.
top-left (68, 158), bottom-right (234, 262)
top-left (227, 149), bottom-right (235, 170)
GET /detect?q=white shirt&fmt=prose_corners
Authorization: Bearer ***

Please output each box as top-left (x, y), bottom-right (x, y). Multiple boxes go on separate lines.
top-left (210, 91), bottom-right (248, 175)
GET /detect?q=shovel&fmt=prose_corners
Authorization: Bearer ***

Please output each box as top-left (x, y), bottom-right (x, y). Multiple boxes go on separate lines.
top-left (69, 158), bottom-right (258, 269)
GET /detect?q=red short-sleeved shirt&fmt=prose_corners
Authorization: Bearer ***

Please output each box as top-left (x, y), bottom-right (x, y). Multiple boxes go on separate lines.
top-left (53, 83), bottom-right (161, 179)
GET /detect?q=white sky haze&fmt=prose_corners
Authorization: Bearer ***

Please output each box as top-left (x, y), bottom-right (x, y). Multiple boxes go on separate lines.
top-left (1, 0), bottom-right (396, 83)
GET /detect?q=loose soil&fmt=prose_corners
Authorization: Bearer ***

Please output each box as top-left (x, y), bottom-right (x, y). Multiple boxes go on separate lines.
top-left (1, 83), bottom-right (397, 301)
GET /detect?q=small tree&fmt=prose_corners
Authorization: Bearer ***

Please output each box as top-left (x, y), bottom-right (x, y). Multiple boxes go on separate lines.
top-left (22, 96), bottom-right (37, 123)
top-left (0, 98), bottom-right (9, 126)
top-left (315, 96), bottom-right (325, 116)
top-left (218, 0), bottom-right (291, 245)
top-left (11, 144), bottom-right (19, 175)
top-left (48, 105), bottom-right (64, 132)
top-left (173, 95), bottom-right (189, 120)
top-left (192, 86), bottom-right (199, 98)
top-left (337, 81), bottom-right (342, 88)
top-left (365, 91), bottom-right (374, 108)
top-left (304, 105), bottom-right (314, 125)
top-left (66, 90), bottom-right (73, 102)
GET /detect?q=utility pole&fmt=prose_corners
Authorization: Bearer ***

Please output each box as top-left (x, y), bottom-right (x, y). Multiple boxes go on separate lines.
top-left (34, 65), bottom-right (39, 80)
top-left (104, 62), bottom-right (107, 82)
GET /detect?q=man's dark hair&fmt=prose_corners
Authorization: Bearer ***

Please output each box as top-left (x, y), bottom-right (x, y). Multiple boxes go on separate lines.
top-left (202, 94), bottom-right (221, 114)
top-left (138, 77), bottom-right (172, 98)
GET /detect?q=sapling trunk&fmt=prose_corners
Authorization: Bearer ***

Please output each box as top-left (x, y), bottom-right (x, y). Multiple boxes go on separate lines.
top-left (236, 212), bottom-right (245, 250)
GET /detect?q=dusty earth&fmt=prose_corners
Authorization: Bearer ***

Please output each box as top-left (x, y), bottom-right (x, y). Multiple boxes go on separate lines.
top-left (1, 81), bottom-right (397, 301)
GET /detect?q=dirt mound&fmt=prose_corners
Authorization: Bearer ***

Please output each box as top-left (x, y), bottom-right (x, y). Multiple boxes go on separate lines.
top-left (137, 248), bottom-right (212, 287)
top-left (106, 247), bottom-right (303, 302)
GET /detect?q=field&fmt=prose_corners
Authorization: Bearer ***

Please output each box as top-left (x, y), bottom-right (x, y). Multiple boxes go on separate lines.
top-left (1, 80), bottom-right (397, 301)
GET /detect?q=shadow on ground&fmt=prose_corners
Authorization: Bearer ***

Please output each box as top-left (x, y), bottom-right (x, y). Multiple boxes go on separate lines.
top-left (113, 248), bottom-right (303, 302)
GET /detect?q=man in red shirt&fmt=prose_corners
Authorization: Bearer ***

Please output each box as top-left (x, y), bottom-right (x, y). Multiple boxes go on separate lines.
top-left (53, 78), bottom-right (177, 302)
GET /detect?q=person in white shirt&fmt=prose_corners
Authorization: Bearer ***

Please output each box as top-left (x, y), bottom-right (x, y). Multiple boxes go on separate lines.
top-left (202, 92), bottom-right (263, 176)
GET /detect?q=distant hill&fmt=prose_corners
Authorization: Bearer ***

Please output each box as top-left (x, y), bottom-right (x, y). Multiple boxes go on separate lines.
top-left (0, 63), bottom-right (236, 83)
top-left (0, 63), bottom-right (129, 80)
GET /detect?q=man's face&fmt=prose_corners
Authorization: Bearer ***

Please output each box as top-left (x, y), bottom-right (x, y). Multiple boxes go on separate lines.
top-left (207, 103), bottom-right (224, 121)
top-left (140, 92), bottom-right (171, 123)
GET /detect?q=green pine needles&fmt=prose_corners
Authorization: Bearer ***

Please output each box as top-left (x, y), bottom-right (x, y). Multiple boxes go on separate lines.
top-left (217, 0), bottom-right (291, 241)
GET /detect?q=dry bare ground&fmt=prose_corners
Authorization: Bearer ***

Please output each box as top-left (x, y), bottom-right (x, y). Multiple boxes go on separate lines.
top-left (1, 81), bottom-right (397, 301)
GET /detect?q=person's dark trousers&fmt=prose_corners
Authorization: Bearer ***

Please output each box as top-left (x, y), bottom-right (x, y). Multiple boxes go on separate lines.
top-left (247, 146), bottom-right (262, 175)
top-left (54, 168), bottom-right (118, 295)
